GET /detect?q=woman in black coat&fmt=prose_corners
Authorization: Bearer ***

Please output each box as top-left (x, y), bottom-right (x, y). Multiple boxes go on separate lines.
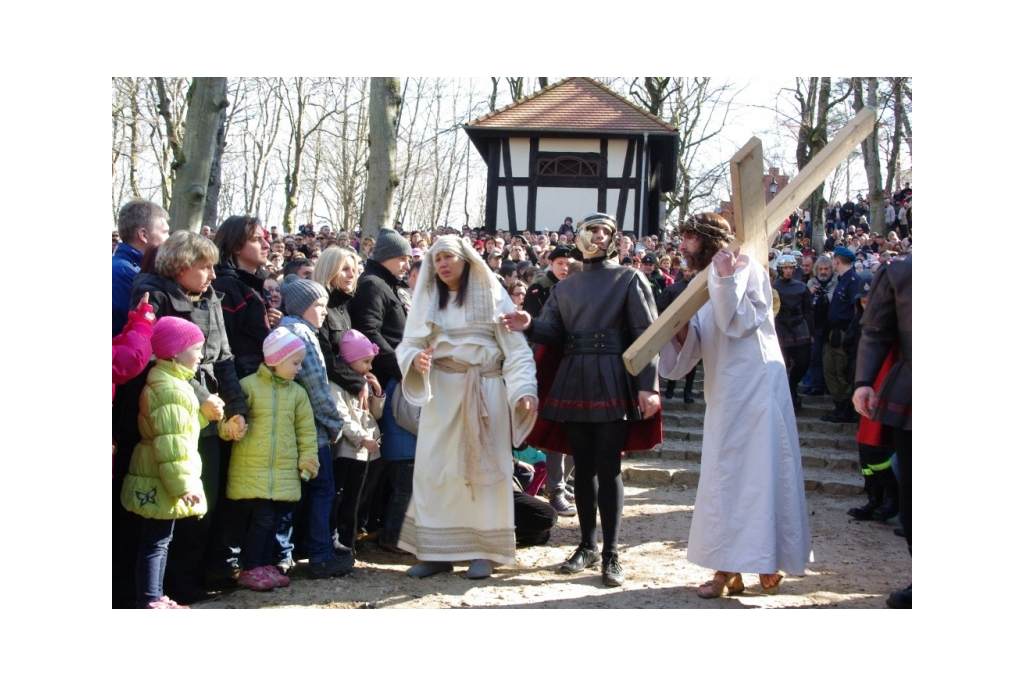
top-left (212, 216), bottom-right (278, 379)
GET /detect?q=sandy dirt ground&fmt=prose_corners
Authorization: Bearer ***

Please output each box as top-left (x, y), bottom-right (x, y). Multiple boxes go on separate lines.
top-left (196, 484), bottom-right (910, 610)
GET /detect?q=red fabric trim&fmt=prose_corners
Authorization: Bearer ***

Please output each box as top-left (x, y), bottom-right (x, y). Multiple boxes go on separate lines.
top-left (526, 343), bottom-right (662, 456)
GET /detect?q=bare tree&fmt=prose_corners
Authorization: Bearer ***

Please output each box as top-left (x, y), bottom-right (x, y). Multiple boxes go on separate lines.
top-left (613, 77), bottom-right (738, 220)
top-left (789, 77), bottom-right (854, 247)
top-left (167, 78), bottom-right (229, 233)
top-left (153, 77), bottom-right (190, 208)
top-left (361, 77), bottom-right (401, 238)
top-left (884, 77), bottom-right (911, 194)
top-left (853, 77), bottom-right (884, 234)
top-left (277, 77), bottom-right (344, 234)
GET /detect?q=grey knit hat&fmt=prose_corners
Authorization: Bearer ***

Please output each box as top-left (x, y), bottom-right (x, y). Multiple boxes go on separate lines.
top-left (371, 228), bottom-right (412, 263)
top-left (281, 274), bottom-right (328, 317)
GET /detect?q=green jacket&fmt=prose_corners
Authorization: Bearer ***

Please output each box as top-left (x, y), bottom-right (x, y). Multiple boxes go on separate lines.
top-left (226, 364), bottom-right (319, 502)
top-left (121, 360), bottom-right (208, 520)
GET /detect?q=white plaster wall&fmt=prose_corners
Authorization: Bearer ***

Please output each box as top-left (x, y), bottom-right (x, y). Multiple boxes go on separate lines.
top-left (537, 138), bottom-right (601, 153)
top-left (503, 139), bottom-right (531, 177)
top-left (535, 187), bottom-right (600, 230)
top-left (496, 185), bottom-right (530, 231)
top-left (605, 189), bottom-right (638, 233)
top-left (606, 140), bottom-right (631, 178)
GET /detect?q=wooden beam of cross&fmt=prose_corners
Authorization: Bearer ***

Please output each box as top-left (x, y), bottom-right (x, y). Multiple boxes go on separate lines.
top-left (623, 106), bottom-right (877, 376)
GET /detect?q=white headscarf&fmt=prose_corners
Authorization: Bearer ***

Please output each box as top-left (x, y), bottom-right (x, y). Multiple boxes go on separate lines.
top-left (404, 235), bottom-right (509, 339)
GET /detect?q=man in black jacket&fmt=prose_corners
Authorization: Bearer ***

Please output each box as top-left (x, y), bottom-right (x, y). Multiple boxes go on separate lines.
top-left (348, 228), bottom-right (412, 389)
top-left (347, 228), bottom-right (412, 542)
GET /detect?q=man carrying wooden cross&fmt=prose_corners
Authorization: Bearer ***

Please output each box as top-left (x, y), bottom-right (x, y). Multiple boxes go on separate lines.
top-left (659, 212), bottom-right (812, 598)
top-left (632, 107), bottom-right (876, 598)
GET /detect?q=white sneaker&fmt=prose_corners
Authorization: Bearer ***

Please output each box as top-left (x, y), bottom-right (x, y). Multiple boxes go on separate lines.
top-left (549, 492), bottom-right (577, 517)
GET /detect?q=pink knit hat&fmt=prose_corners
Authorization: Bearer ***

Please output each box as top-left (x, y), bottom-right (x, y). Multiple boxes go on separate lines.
top-left (263, 328), bottom-right (306, 366)
top-left (151, 317), bottom-right (205, 361)
top-left (340, 329), bottom-right (379, 363)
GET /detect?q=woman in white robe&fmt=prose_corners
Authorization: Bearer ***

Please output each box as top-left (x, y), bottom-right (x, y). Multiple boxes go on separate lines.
top-left (659, 213), bottom-right (812, 598)
top-left (396, 236), bottom-right (538, 580)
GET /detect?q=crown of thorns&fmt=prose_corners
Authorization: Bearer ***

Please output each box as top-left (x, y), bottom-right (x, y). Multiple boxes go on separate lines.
top-left (681, 221), bottom-right (733, 241)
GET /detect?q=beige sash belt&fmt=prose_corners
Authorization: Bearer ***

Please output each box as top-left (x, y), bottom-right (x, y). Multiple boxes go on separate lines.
top-left (433, 357), bottom-right (503, 489)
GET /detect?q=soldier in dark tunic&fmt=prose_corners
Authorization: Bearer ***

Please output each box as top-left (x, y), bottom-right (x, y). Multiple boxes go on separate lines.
top-left (501, 213), bottom-right (661, 588)
top-left (772, 254), bottom-right (814, 410)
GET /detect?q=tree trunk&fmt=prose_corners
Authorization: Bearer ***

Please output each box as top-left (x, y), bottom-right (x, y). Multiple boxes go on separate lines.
top-left (792, 77), bottom-right (852, 252)
top-left (489, 77), bottom-right (499, 112)
top-left (203, 103), bottom-right (228, 228)
top-left (885, 77), bottom-right (906, 194)
top-left (854, 78), bottom-right (884, 235)
top-left (168, 78), bottom-right (228, 233)
top-left (361, 77), bottom-right (401, 239)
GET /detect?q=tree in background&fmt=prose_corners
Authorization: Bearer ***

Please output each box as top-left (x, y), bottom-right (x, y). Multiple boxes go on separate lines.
top-left (360, 77), bottom-right (401, 239)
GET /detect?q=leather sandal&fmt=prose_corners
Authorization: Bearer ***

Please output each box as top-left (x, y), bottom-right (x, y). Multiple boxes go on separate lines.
top-left (696, 571), bottom-right (744, 599)
top-left (759, 573), bottom-right (784, 594)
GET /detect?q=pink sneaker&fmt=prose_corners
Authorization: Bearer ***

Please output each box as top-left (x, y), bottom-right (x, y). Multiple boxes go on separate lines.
top-left (146, 596), bottom-right (190, 609)
top-left (262, 565), bottom-right (291, 588)
top-left (238, 566), bottom-right (277, 591)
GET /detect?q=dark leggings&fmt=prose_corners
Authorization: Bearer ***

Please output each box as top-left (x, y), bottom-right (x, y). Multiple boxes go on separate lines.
top-left (781, 343), bottom-right (811, 404)
top-left (564, 421), bottom-right (629, 555)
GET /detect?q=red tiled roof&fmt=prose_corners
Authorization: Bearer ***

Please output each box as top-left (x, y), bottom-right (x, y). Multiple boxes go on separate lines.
top-left (466, 77), bottom-right (676, 134)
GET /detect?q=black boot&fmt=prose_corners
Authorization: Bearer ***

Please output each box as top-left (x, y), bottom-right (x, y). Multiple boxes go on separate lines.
top-left (836, 401), bottom-right (859, 423)
top-left (820, 400), bottom-right (842, 422)
top-left (847, 474), bottom-right (882, 520)
top-left (683, 369), bottom-right (696, 403)
top-left (663, 379), bottom-right (675, 399)
top-left (871, 468), bottom-right (900, 521)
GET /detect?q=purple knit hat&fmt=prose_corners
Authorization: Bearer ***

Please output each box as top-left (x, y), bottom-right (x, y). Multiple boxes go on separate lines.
top-left (340, 329), bottom-right (379, 363)
top-left (151, 317), bottom-right (205, 360)
top-left (263, 328), bottom-right (306, 366)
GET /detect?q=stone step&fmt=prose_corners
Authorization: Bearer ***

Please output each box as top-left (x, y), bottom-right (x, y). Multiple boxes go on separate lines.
top-left (661, 425), bottom-right (859, 451)
top-left (622, 367), bottom-right (866, 497)
top-left (620, 458), bottom-right (865, 498)
top-left (628, 439), bottom-right (860, 473)
top-left (659, 410), bottom-right (857, 436)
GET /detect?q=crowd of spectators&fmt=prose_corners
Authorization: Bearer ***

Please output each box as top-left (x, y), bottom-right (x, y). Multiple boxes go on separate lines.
top-left (112, 192), bottom-right (911, 607)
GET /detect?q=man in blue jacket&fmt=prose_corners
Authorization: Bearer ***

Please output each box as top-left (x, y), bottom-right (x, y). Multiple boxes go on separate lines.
top-left (113, 199), bottom-right (169, 337)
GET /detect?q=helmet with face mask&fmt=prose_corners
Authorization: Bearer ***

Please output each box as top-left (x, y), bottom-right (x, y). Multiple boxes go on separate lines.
top-left (573, 212), bottom-right (618, 260)
top-left (776, 254), bottom-right (799, 269)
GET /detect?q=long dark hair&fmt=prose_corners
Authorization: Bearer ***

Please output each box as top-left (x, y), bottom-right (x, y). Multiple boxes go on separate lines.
top-left (436, 262), bottom-right (472, 309)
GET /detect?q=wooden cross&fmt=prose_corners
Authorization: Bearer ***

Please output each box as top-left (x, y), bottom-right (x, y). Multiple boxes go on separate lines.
top-left (623, 106), bottom-right (877, 375)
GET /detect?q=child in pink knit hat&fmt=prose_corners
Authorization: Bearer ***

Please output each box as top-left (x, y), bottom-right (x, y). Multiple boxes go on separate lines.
top-left (120, 315), bottom-right (208, 609)
top-left (329, 329), bottom-right (385, 549)
top-left (222, 328), bottom-right (320, 591)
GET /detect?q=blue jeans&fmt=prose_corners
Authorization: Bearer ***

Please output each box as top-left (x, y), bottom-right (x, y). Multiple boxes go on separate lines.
top-left (382, 461), bottom-right (414, 545)
top-left (136, 518), bottom-right (175, 607)
top-left (273, 503), bottom-right (296, 565)
top-left (302, 445), bottom-right (337, 563)
top-left (227, 499), bottom-right (290, 570)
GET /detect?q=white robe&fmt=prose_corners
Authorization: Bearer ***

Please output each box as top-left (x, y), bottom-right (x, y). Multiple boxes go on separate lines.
top-left (659, 260), bottom-right (812, 575)
top-left (395, 297), bottom-right (537, 565)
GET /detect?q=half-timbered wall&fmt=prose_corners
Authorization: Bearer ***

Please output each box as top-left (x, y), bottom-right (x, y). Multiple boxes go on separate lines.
top-left (489, 136), bottom-right (644, 234)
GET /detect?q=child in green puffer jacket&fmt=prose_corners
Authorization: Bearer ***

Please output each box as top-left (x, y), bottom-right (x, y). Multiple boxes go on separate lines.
top-left (222, 328), bottom-right (320, 591)
top-left (121, 317), bottom-right (209, 609)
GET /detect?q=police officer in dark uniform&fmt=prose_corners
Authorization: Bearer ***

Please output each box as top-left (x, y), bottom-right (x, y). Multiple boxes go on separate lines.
top-left (821, 246), bottom-right (859, 422)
